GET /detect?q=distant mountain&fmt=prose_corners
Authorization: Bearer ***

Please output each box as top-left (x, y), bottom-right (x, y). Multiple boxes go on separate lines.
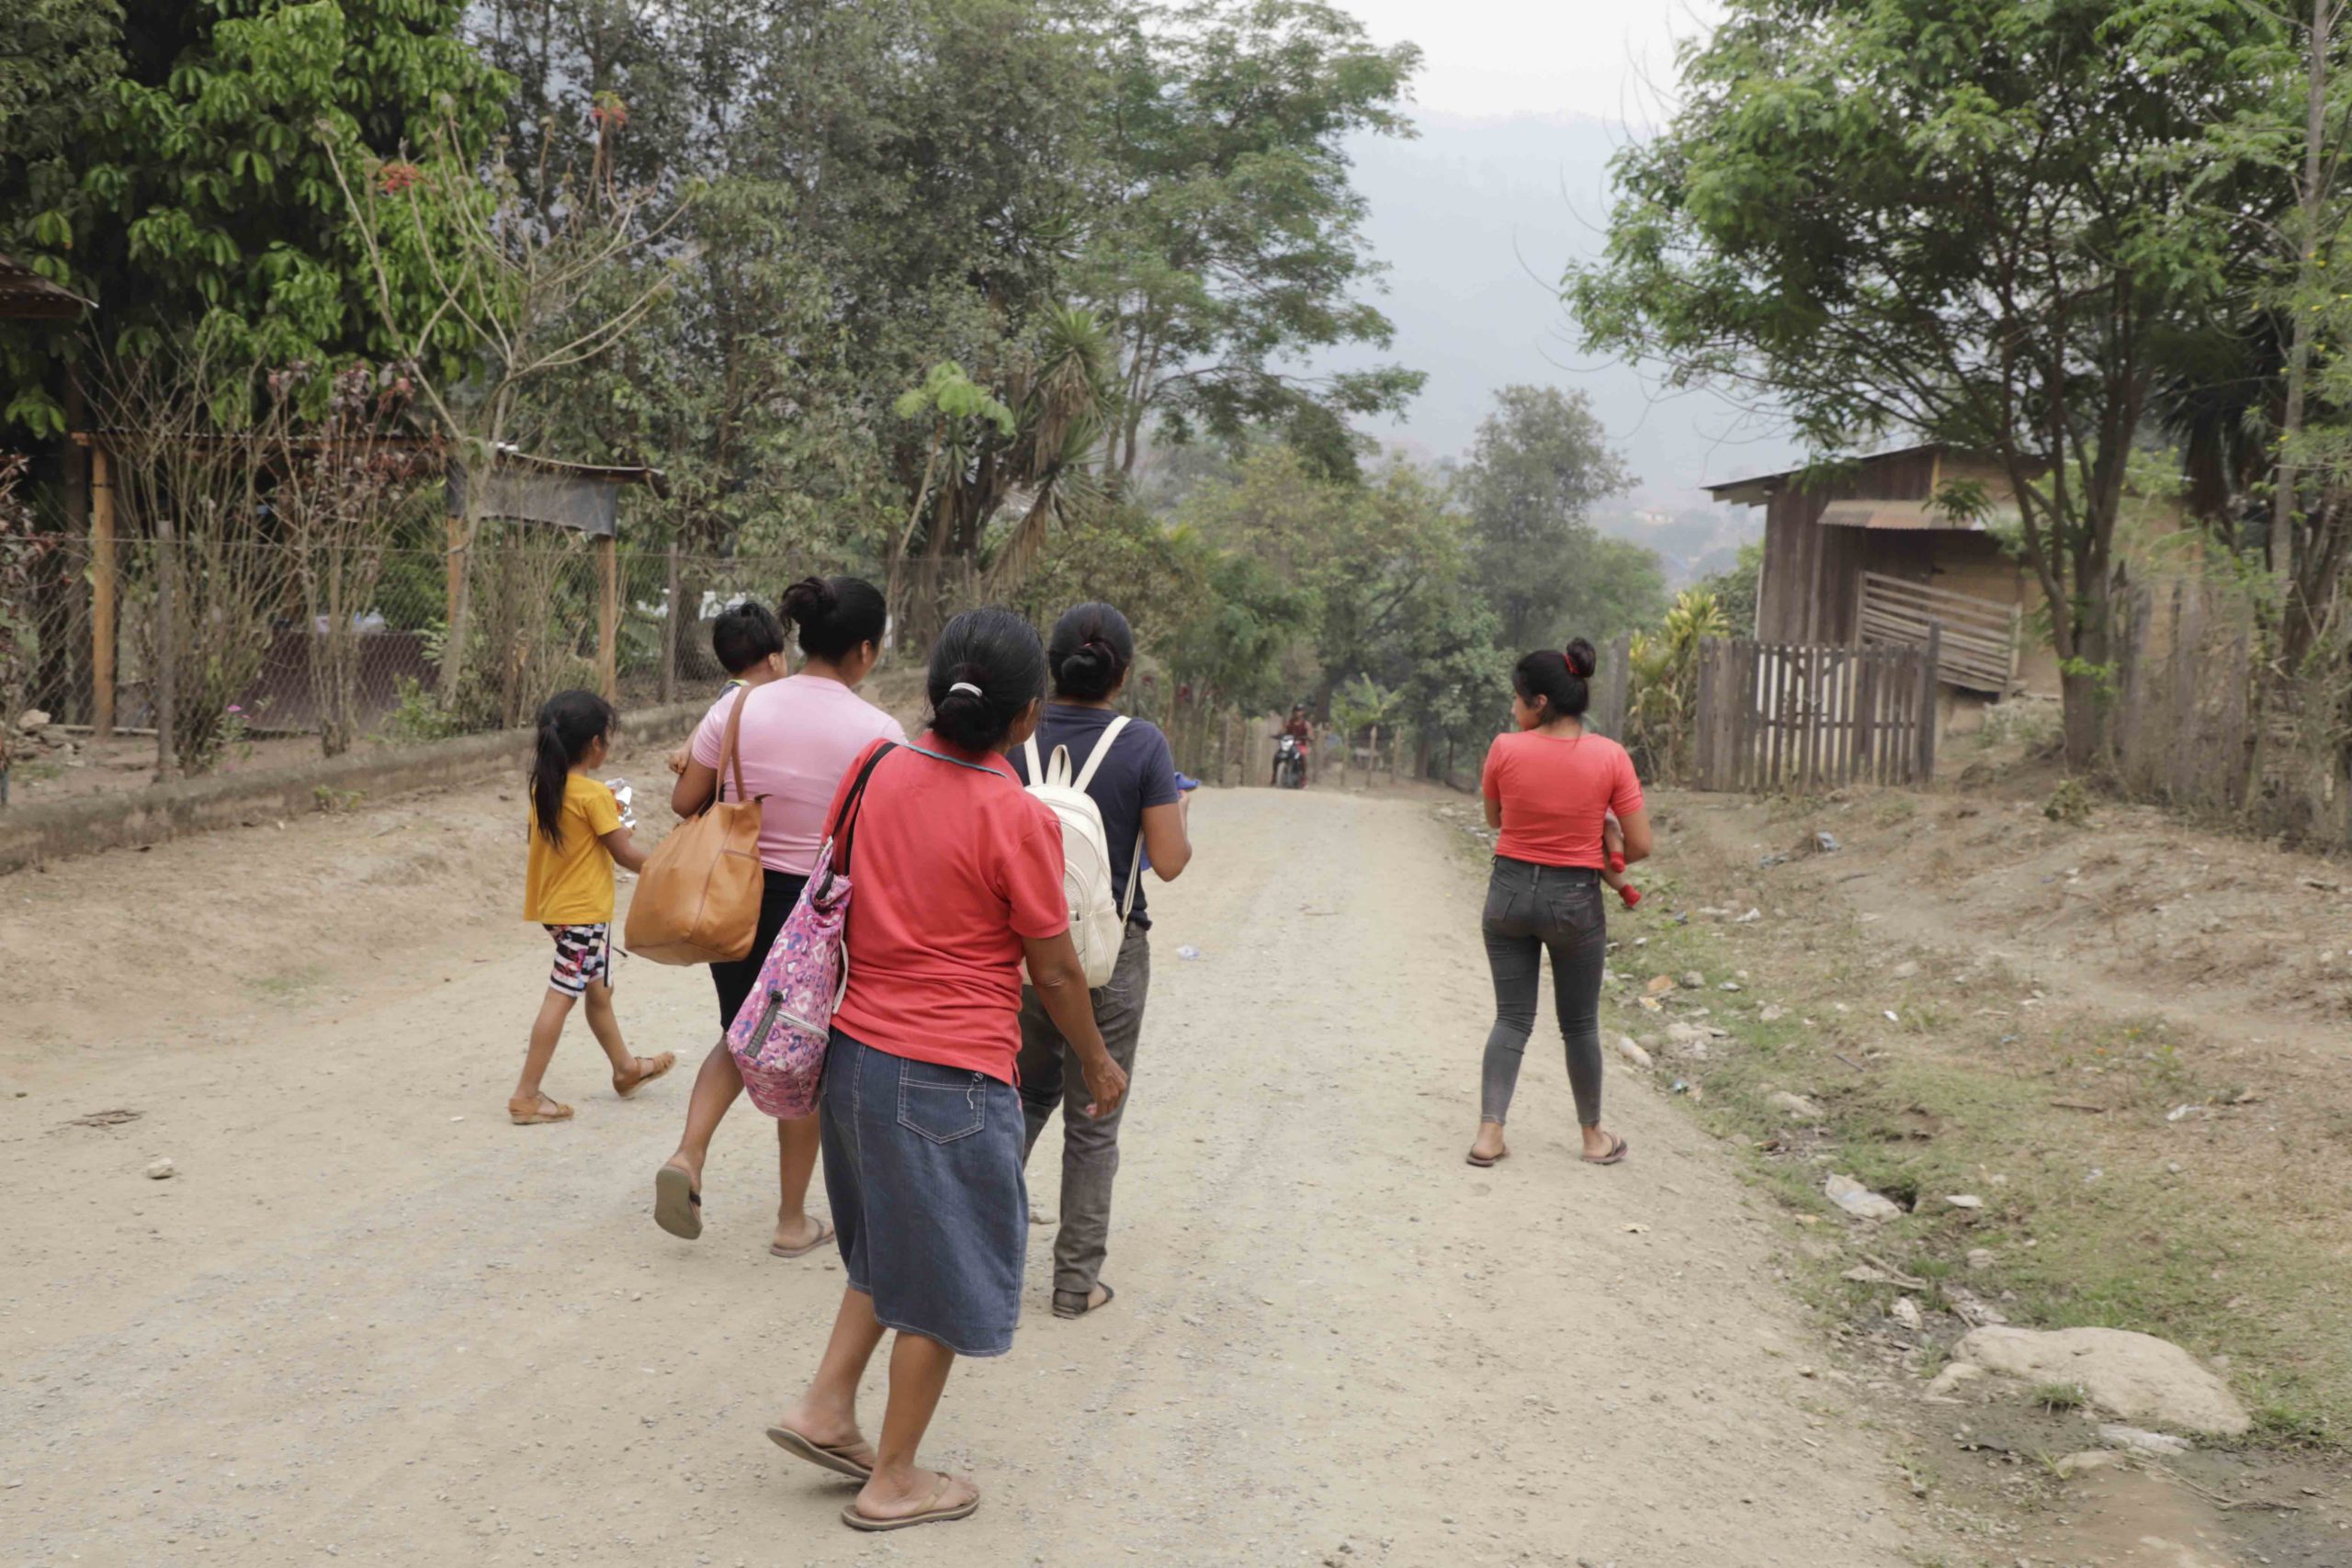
top-left (1318, 109), bottom-right (1796, 540)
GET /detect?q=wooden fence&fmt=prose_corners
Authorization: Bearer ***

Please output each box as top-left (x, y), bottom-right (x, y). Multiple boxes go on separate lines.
top-left (2112, 579), bottom-right (2351, 846)
top-left (1693, 631), bottom-right (1939, 793)
top-left (1856, 571), bottom-right (2021, 693)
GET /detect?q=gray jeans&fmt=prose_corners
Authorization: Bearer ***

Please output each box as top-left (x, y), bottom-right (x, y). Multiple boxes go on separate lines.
top-left (1480, 857), bottom-right (1608, 1126)
top-left (1017, 922), bottom-right (1150, 1303)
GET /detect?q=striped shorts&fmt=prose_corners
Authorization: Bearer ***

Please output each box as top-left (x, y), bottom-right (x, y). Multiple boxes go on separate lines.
top-left (543, 923), bottom-right (613, 998)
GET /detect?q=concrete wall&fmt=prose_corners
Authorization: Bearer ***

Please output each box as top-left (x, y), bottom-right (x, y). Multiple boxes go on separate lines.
top-left (0, 701), bottom-right (709, 876)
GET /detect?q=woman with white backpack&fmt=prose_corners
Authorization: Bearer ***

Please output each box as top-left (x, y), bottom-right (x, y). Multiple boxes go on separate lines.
top-left (1012, 603), bottom-right (1193, 1319)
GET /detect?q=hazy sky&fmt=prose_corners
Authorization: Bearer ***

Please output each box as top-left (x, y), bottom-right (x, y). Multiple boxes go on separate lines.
top-left (1337, 0), bottom-right (1724, 124)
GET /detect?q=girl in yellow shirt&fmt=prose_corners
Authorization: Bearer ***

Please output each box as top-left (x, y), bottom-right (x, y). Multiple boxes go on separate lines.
top-left (514, 690), bottom-right (675, 1125)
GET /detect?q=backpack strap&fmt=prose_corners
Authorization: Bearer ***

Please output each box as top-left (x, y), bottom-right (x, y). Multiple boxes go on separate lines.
top-left (1115, 832), bottom-right (1144, 924)
top-left (1071, 715), bottom-right (1131, 794)
top-left (1022, 733), bottom-right (1045, 785)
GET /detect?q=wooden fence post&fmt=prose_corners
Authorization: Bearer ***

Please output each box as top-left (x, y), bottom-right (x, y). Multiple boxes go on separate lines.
top-left (1916, 622), bottom-right (1941, 781)
top-left (90, 444), bottom-right (116, 739)
top-left (595, 534), bottom-right (618, 702)
top-left (153, 511), bottom-right (175, 780)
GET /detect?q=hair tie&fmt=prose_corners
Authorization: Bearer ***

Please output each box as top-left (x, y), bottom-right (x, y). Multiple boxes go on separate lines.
top-left (949, 681), bottom-right (983, 698)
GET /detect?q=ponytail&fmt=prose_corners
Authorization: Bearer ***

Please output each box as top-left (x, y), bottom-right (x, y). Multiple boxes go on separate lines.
top-left (926, 607), bottom-right (1046, 751)
top-left (1046, 601), bottom-right (1135, 701)
top-left (1512, 637), bottom-right (1598, 722)
top-left (529, 689), bottom-right (616, 847)
top-left (782, 574), bottom-right (888, 662)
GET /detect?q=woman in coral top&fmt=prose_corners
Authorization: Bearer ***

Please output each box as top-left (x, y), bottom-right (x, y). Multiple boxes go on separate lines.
top-left (764, 607), bottom-right (1126, 1534)
top-left (1468, 637), bottom-right (1651, 1170)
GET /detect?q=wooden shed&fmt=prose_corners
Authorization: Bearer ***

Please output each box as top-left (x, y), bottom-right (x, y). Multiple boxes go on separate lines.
top-left (1707, 445), bottom-right (2045, 695)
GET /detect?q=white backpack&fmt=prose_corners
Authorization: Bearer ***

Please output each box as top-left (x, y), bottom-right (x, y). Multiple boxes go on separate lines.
top-left (1023, 717), bottom-right (1143, 987)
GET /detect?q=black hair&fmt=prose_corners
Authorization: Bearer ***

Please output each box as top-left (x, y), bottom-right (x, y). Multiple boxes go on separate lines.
top-left (710, 600), bottom-right (787, 676)
top-left (1046, 601), bottom-right (1135, 701)
top-left (530, 689), bottom-right (617, 848)
top-left (781, 575), bottom-right (888, 663)
top-left (1512, 636), bottom-right (1598, 723)
top-left (927, 605), bottom-right (1046, 752)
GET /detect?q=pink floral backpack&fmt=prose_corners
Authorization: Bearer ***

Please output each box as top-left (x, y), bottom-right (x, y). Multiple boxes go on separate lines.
top-left (729, 742), bottom-right (895, 1118)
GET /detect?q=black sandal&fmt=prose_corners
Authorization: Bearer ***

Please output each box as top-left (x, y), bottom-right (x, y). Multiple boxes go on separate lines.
top-left (1053, 1282), bottom-right (1115, 1319)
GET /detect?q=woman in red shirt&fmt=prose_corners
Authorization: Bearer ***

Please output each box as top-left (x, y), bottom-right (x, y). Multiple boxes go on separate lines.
top-left (1470, 637), bottom-right (1652, 1169)
top-left (763, 608), bottom-right (1126, 1534)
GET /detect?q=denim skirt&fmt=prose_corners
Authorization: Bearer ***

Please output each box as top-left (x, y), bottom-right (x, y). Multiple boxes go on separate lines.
top-left (819, 1028), bottom-right (1028, 1357)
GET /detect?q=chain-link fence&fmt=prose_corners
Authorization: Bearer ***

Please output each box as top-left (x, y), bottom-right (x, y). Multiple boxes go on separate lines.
top-left (8, 536), bottom-right (840, 786)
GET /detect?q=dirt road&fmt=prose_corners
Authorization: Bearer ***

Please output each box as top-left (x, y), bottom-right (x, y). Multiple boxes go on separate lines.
top-left (1, 757), bottom-right (1940, 1565)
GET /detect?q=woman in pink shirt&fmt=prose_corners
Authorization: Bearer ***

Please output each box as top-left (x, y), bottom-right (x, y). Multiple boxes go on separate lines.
top-left (1469, 637), bottom-right (1652, 1170)
top-left (653, 577), bottom-right (906, 1256)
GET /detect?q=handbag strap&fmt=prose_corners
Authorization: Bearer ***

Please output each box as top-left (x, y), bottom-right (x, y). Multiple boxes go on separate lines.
top-left (829, 741), bottom-right (898, 877)
top-left (716, 683), bottom-right (752, 805)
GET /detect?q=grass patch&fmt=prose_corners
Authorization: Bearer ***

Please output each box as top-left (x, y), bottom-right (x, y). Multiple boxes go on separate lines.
top-left (252, 964), bottom-right (328, 1000)
top-left (1604, 870), bottom-right (2347, 1451)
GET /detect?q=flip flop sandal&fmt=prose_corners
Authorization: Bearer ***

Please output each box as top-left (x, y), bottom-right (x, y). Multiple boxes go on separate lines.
top-left (1052, 1282), bottom-right (1115, 1319)
top-left (766, 1422), bottom-right (874, 1480)
top-left (614, 1052), bottom-right (678, 1100)
top-left (654, 1164), bottom-right (702, 1241)
top-left (769, 1219), bottom-right (836, 1259)
top-left (840, 1477), bottom-right (979, 1532)
top-left (1465, 1148), bottom-right (1508, 1168)
top-left (508, 1095), bottom-right (574, 1126)
top-left (1583, 1134), bottom-right (1631, 1167)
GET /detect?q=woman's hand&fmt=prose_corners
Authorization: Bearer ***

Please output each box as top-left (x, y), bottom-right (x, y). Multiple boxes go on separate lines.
top-left (1020, 930), bottom-right (1125, 1118)
top-left (1077, 1046), bottom-right (1128, 1121)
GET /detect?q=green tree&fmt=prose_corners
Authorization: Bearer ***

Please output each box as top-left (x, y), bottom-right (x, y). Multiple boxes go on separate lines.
top-left (1696, 538), bottom-right (1763, 637)
top-left (0, 0), bottom-right (122, 431)
top-left (1086, 0), bottom-right (1425, 479)
top-left (1570, 0), bottom-right (2290, 766)
top-left (6, 0), bottom-right (505, 435)
top-left (1460, 385), bottom-right (1632, 650)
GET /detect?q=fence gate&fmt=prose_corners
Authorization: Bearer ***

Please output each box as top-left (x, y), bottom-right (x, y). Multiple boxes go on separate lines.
top-left (1692, 633), bottom-right (1939, 792)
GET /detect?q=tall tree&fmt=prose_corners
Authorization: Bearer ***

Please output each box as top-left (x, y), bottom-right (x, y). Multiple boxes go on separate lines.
top-left (0, 0), bottom-right (122, 433)
top-left (1458, 384), bottom-right (1633, 650)
top-left (6, 0), bottom-right (505, 436)
top-left (1086, 0), bottom-right (1424, 479)
top-left (1570, 0), bottom-right (2290, 765)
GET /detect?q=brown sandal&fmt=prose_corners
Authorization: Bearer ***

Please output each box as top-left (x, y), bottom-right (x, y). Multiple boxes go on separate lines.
top-left (1582, 1134), bottom-right (1630, 1166)
top-left (614, 1052), bottom-right (677, 1099)
top-left (508, 1093), bottom-right (574, 1125)
top-left (841, 1472), bottom-right (980, 1531)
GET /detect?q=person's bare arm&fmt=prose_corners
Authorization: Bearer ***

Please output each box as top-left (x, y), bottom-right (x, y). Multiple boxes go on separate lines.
top-left (600, 825), bottom-right (650, 874)
top-left (671, 758), bottom-right (718, 819)
top-left (1139, 799), bottom-right (1192, 881)
top-left (1616, 806), bottom-right (1654, 866)
top-left (1021, 931), bottom-right (1126, 1117)
top-left (1483, 794), bottom-right (1503, 829)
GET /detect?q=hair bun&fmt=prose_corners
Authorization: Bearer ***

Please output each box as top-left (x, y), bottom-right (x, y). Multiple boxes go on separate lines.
top-left (781, 576), bottom-right (837, 624)
top-left (1564, 637), bottom-right (1598, 679)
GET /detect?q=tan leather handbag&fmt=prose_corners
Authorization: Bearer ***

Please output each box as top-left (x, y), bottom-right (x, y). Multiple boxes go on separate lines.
top-left (625, 689), bottom-right (764, 964)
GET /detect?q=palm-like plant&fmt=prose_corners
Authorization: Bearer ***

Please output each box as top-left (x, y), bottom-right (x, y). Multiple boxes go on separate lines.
top-left (1625, 589), bottom-right (1729, 783)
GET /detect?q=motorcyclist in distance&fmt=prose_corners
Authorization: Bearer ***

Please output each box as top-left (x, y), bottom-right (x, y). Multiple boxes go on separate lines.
top-left (1272, 704), bottom-right (1313, 787)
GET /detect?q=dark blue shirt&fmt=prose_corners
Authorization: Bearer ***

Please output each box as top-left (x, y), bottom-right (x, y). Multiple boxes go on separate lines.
top-left (1013, 703), bottom-right (1180, 930)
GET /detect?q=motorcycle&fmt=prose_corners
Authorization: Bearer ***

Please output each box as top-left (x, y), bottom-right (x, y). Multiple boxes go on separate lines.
top-left (1272, 733), bottom-right (1307, 789)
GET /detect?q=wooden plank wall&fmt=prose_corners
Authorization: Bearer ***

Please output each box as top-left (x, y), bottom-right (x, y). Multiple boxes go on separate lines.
top-left (1693, 636), bottom-right (1935, 793)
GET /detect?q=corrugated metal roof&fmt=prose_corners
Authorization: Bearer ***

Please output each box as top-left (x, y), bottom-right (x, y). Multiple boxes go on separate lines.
top-left (1704, 443), bottom-right (1950, 506)
top-left (0, 254), bottom-right (93, 321)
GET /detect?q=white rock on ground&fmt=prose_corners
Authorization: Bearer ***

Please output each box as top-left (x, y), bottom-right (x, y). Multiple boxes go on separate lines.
top-left (2099, 1424), bottom-right (2193, 1456)
top-left (1824, 1172), bottom-right (1904, 1221)
top-left (2054, 1450), bottom-right (2128, 1477)
top-left (1611, 1035), bottom-right (1654, 1070)
top-left (1769, 1091), bottom-right (1825, 1122)
top-left (1924, 1362), bottom-right (1987, 1400)
top-left (1951, 1326), bottom-right (2251, 1436)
